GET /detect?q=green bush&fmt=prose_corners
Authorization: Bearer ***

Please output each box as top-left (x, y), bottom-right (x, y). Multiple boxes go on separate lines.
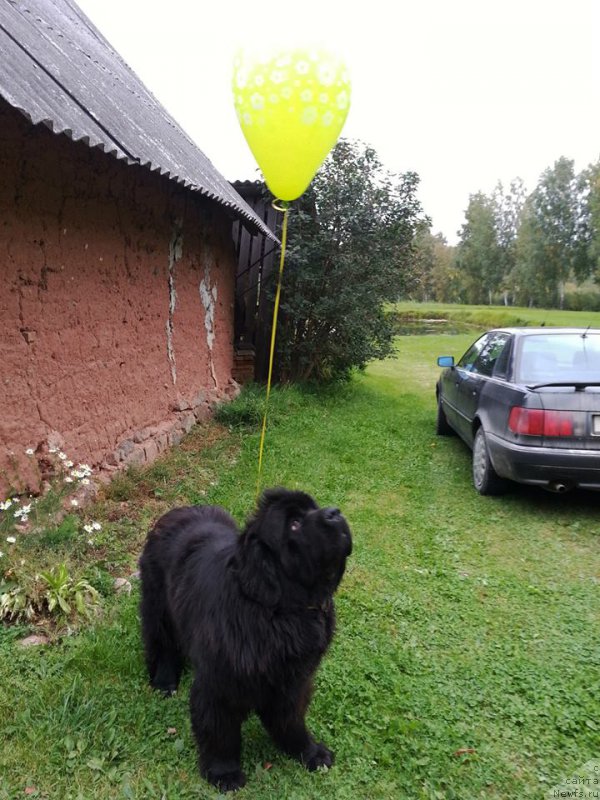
top-left (564, 290), bottom-right (600, 311)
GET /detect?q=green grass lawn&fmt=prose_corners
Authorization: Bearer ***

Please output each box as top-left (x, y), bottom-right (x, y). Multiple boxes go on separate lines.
top-left (1, 331), bottom-right (599, 799)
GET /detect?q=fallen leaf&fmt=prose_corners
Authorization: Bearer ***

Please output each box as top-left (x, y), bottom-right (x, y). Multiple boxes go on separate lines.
top-left (263, 762), bottom-right (273, 770)
top-left (167, 727), bottom-right (177, 735)
top-left (24, 789), bottom-right (37, 796)
top-left (453, 748), bottom-right (477, 757)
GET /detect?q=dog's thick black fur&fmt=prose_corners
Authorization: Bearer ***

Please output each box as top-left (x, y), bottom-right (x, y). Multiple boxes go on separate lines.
top-left (139, 487), bottom-right (352, 792)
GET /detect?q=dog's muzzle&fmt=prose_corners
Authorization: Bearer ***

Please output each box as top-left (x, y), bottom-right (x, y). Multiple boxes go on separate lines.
top-left (322, 507), bottom-right (342, 523)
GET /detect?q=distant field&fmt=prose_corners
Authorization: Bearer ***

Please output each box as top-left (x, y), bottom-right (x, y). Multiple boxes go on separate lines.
top-left (391, 301), bottom-right (600, 329)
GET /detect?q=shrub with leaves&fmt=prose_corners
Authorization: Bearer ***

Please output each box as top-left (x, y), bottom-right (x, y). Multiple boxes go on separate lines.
top-left (273, 138), bottom-right (426, 382)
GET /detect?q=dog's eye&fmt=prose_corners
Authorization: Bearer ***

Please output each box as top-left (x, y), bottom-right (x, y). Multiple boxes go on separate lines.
top-left (290, 519), bottom-right (301, 533)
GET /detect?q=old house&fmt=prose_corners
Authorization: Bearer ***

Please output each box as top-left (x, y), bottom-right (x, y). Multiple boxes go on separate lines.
top-left (0, 0), bottom-right (275, 496)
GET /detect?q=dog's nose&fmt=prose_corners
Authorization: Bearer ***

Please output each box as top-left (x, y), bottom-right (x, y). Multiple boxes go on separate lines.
top-left (323, 507), bottom-right (341, 522)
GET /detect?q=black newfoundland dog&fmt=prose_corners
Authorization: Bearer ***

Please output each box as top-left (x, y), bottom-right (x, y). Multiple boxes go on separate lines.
top-left (139, 488), bottom-right (352, 792)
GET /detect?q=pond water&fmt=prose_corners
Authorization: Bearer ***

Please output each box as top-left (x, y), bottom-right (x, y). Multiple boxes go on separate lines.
top-left (393, 318), bottom-right (477, 336)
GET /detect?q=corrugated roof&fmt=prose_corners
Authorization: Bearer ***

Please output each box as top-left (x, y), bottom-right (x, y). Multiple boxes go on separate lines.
top-left (0, 0), bottom-right (276, 239)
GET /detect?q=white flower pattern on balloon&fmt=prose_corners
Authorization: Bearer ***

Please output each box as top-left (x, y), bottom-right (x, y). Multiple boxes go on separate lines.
top-left (234, 49), bottom-right (350, 131)
top-left (302, 107), bottom-right (318, 125)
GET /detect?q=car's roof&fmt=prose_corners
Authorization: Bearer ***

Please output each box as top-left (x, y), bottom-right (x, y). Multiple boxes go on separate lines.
top-left (490, 327), bottom-right (600, 336)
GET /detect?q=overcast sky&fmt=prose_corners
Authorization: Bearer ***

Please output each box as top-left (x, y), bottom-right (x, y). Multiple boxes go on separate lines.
top-left (76, 0), bottom-right (600, 244)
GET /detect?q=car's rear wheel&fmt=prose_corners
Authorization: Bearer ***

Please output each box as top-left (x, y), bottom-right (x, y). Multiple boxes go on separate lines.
top-left (472, 427), bottom-right (508, 495)
top-left (436, 397), bottom-right (454, 436)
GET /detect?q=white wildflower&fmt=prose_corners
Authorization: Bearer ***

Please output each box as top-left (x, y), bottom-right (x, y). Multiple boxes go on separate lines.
top-left (0, 551), bottom-right (4, 558)
top-left (58, 452), bottom-right (67, 461)
top-left (71, 464), bottom-right (92, 479)
top-left (49, 447), bottom-right (57, 454)
top-left (14, 504), bottom-right (32, 518)
top-left (84, 521), bottom-right (101, 534)
top-left (80, 478), bottom-right (90, 486)
top-left (70, 499), bottom-right (79, 507)
top-left (6, 536), bottom-right (16, 544)
top-left (0, 499), bottom-right (12, 511)
top-left (65, 476), bottom-right (74, 484)
top-left (25, 447), bottom-right (35, 456)
top-left (65, 460), bottom-right (74, 468)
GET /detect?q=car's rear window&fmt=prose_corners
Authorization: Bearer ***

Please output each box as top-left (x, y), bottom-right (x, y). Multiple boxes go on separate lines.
top-left (517, 333), bottom-right (600, 383)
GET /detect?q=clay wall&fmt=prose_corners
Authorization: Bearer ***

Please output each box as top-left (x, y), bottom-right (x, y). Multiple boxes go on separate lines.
top-left (0, 99), bottom-right (237, 496)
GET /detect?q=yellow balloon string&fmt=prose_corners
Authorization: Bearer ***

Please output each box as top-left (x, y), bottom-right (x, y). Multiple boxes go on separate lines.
top-left (256, 200), bottom-right (289, 498)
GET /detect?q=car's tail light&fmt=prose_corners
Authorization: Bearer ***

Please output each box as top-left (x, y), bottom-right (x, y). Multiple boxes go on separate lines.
top-left (508, 407), bottom-right (574, 437)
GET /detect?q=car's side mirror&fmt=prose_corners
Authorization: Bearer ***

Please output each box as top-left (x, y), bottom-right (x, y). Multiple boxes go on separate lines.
top-left (437, 356), bottom-right (455, 368)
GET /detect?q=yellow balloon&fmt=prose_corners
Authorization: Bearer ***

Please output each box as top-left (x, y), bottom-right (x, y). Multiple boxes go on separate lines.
top-left (233, 47), bottom-right (351, 202)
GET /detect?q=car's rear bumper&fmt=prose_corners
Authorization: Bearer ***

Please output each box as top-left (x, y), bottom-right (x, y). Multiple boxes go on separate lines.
top-left (486, 431), bottom-right (600, 490)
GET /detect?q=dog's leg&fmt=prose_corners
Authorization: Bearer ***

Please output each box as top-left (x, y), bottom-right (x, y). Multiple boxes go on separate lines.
top-left (258, 681), bottom-right (334, 771)
top-left (151, 634), bottom-right (184, 696)
top-left (140, 559), bottom-right (183, 695)
top-left (190, 675), bottom-right (247, 792)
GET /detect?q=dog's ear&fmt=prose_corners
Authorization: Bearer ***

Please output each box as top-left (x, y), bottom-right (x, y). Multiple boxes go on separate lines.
top-left (257, 488), bottom-right (317, 514)
top-left (235, 532), bottom-right (282, 607)
top-left (250, 488), bottom-right (318, 550)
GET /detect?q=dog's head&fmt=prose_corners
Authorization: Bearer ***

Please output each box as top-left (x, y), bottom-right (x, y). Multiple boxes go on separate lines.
top-left (236, 488), bottom-right (352, 608)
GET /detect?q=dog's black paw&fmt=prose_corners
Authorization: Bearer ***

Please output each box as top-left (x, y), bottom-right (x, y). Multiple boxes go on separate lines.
top-left (206, 767), bottom-right (247, 793)
top-left (150, 679), bottom-right (178, 697)
top-left (301, 742), bottom-right (334, 771)
top-left (151, 659), bottom-right (181, 696)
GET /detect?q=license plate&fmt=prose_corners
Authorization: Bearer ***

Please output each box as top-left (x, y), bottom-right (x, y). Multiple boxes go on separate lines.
top-left (594, 415), bottom-right (600, 435)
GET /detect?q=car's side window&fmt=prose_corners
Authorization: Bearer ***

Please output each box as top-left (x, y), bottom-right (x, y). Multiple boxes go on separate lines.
top-left (492, 335), bottom-right (512, 378)
top-left (457, 335), bottom-right (489, 371)
top-left (472, 333), bottom-right (511, 377)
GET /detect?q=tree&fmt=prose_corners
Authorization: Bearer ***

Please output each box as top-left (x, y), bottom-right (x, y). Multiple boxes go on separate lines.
top-left (430, 235), bottom-right (460, 302)
top-left (273, 139), bottom-right (425, 382)
top-left (409, 225), bottom-right (459, 302)
top-left (583, 160), bottom-right (600, 279)
top-left (493, 179), bottom-right (526, 304)
top-left (456, 192), bottom-right (503, 304)
top-left (512, 196), bottom-right (549, 306)
top-left (408, 222), bottom-right (437, 302)
top-left (518, 157), bottom-right (590, 307)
